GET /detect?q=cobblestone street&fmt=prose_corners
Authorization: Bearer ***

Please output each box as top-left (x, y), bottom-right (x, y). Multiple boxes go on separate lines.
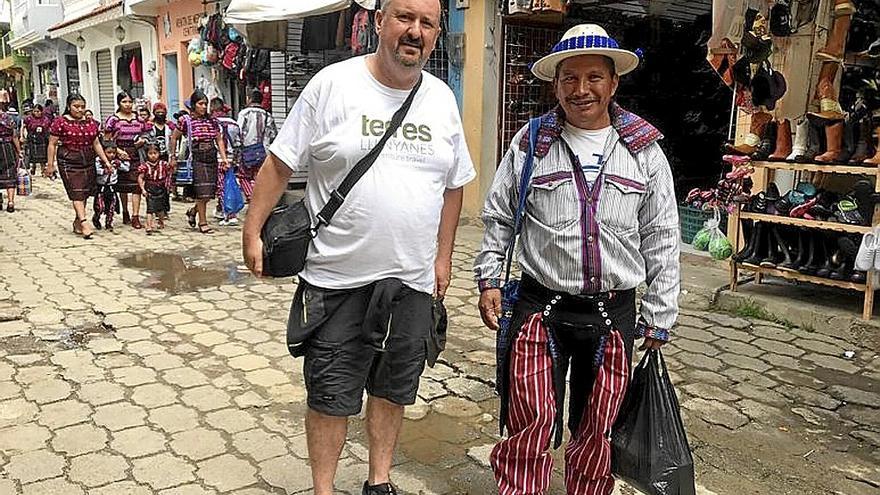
top-left (0, 181), bottom-right (878, 494)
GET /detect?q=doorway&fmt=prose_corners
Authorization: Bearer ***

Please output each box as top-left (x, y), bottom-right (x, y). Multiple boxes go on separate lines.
top-left (164, 53), bottom-right (180, 112)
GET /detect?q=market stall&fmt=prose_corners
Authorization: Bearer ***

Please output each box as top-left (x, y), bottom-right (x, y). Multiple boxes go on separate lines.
top-left (714, 0), bottom-right (880, 319)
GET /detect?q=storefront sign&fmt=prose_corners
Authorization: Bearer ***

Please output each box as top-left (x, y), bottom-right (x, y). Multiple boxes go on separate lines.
top-left (174, 13), bottom-right (203, 38)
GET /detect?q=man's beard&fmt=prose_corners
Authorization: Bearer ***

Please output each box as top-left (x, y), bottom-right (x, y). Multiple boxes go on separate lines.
top-left (394, 38), bottom-right (425, 68)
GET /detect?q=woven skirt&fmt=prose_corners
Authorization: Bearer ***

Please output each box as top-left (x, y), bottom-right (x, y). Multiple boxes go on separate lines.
top-left (58, 147), bottom-right (97, 201)
top-left (28, 136), bottom-right (48, 164)
top-left (192, 143), bottom-right (218, 200)
top-left (0, 141), bottom-right (17, 189)
top-left (116, 140), bottom-right (141, 194)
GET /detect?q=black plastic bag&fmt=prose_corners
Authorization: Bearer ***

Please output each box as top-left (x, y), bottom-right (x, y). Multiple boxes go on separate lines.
top-left (611, 349), bottom-right (696, 495)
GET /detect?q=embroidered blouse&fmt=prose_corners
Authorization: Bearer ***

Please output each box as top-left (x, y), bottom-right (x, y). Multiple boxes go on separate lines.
top-left (24, 115), bottom-right (51, 140)
top-left (49, 117), bottom-right (100, 151)
top-left (138, 160), bottom-right (173, 188)
top-left (0, 112), bottom-right (16, 142)
top-left (104, 114), bottom-right (149, 144)
top-left (178, 115), bottom-right (221, 143)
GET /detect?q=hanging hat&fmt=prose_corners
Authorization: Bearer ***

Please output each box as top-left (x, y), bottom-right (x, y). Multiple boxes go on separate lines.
top-left (751, 66), bottom-right (787, 110)
top-left (531, 24), bottom-right (641, 81)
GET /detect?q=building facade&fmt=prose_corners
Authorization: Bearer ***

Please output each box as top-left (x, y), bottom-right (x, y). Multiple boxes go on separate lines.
top-left (49, 0), bottom-right (160, 121)
top-left (8, 0), bottom-right (78, 108)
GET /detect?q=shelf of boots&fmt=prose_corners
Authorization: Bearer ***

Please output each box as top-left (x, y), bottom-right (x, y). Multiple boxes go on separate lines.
top-left (750, 160), bottom-right (879, 175)
top-left (733, 263), bottom-right (867, 292)
top-left (737, 212), bottom-right (872, 234)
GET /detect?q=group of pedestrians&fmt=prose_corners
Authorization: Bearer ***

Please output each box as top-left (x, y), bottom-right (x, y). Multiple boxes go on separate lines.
top-left (241, 1), bottom-right (680, 495)
top-left (0, 86), bottom-right (276, 239)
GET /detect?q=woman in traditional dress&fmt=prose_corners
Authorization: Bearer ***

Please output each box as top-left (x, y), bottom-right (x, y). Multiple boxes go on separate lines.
top-left (23, 104), bottom-right (51, 176)
top-left (46, 94), bottom-right (113, 239)
top-left (104, 91), bottom-right (149, 229)
top-left (170, 90), bottom-right (229, 234)
top-left (0, 101), bottom-right (22, 212)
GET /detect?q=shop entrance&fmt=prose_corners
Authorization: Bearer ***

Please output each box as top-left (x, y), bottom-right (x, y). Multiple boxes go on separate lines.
top-left (164, 53), bottom-right (180, 112)
top-left (96, 49), bottom-right (115, 121)
top-left (117, 45), bottom-right (145, 99)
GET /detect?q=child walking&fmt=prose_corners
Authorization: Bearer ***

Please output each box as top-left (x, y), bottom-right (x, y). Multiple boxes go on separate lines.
top-left (93, 142), bottom-right (129, 232)
top-left (137, 143), bottom-right (172, 235)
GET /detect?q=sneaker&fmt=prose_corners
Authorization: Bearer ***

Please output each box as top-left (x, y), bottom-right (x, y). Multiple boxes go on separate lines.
top-left (856, 232), bottom-right (876, 271)
top-left (362, 482), bottom-right (397, 495)
top-left (213, 208), bottom-right (225, 220)
top-left (218, 219), bottom-right (229, 226)
top-left (225, 217), bottom-right (239, 226)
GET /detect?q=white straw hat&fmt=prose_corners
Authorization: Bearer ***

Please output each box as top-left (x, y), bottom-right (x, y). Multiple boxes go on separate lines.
top-left (531, 24), bottom-right (641, 81)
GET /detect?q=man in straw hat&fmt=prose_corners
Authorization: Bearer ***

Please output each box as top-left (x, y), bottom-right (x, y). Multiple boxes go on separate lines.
top-left (474, 23), bottom-right (681, 494)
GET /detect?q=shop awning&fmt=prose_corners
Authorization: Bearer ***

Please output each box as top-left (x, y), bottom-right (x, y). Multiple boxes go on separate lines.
top-left (48, 0), bottom-right (123, 39)
top-left (8, 30), bottom-right (42, 51)
top-left (224, 0), bottom-right (351, 24)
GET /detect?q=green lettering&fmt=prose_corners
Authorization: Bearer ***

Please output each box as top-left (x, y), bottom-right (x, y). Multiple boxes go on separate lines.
top-left (418, 125), bottom-right (432, 142)
top-left (362, 115), bottom-right (370, 136)
top-left (370, 119), bottom-right (385, 137)
top-left (402, 123), bottom-right (418, 141)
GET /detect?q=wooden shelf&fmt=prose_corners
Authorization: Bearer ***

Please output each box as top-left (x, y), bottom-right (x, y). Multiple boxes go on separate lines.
top-left (739, 212), bottom-right (872, 234)
top-left (735, 263), bottom-right (868, 292)
top-left (750, 161), bottom-right (878, 175)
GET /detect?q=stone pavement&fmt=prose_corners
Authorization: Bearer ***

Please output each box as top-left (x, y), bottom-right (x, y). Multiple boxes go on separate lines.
top-left (0, 180), bottom-right (878, 494)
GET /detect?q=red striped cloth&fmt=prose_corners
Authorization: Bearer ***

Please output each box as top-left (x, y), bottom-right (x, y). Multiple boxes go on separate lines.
top-left (490, 313), bottom-right (629, 495)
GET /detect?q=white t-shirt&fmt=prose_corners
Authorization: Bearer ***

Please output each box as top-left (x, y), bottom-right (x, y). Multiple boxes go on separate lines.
top-left (270, 56), bottom-right (476, 294)
top-left (562, 123), bottom-right (613, 186)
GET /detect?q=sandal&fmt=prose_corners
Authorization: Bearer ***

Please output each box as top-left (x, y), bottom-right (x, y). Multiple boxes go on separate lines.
top-left (186, 208), bottom-right (197, 228)
top-left (6, 203), bottom-right (13, 213)
top-left (198, 223), bottom-right (214, 234)
top-left (131, 215), bottom-right (143, 230)
top-left (73, 218), bottom-right (83, 235)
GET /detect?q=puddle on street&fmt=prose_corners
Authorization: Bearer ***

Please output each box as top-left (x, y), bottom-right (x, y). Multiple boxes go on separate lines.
top-left (119, 251), bottom-right (247, 293)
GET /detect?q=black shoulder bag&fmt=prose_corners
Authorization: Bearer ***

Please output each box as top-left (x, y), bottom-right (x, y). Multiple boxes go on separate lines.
top-left (261, 75), bottom-right (423, 278)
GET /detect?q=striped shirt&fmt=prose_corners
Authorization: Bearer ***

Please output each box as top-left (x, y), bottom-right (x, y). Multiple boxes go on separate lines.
top-left (473, 105), bottom-right (681, 335)
top-left (178, 115), bottom-right (221, 143)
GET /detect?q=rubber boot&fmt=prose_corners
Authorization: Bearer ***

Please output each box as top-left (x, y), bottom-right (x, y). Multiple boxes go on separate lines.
top-left (837, 116), bottom-right (857, 163)
top-left (865, 126), bottom-right (880, 165)
top-left (786, 118), bottom-right (808, 161)
top-left (743, 222), bottom-right (766, 266)
top-left (759, 226), bottom-right (782, 268)
top-left (733, 220), bottom-right (757, 262)
top-left (726, 112), bottom-right (773, 155)
top-left (769, 119), bottom-right (792, 161)
top-left (791, 229), bottom-right (808, 270)
top-left (816, 237), bottom-right (835, 278)
top-left (798, 115), bottom-right (826, 162)
top-left (773, 227), bottom-right (797, 271)
top-left (816, 0), bottom-right (855, 62)
top-left (850, 117), bottom-right (873, 163)
top-left (810, 63), bottom-right (846, 122)
top-left (752, 120), bottom-right (778, 160)
top-left (801, 232), bottom-right (821, 274)
top-left (815, 121), bottom-right (845, 162)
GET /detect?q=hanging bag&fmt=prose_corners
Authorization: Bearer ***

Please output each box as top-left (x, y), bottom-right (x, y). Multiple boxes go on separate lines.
top-left (495, 117), bottom-right (540, 395)
top-left (240, 110), bottom-right (267, 168)
top-left (611, 349), bottom-right (696, 495)
top-left (260, 76), bottom-right (423, 278)
top-left (17, 166), bottom-right (31, 197)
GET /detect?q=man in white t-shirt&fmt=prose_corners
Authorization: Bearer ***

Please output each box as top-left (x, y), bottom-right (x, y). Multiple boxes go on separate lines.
top-left (242, 1), bottom-right (475, 494)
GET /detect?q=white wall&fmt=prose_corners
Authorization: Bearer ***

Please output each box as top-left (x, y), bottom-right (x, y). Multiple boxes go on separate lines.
top-left (59, 17), bottom-right (159, 113)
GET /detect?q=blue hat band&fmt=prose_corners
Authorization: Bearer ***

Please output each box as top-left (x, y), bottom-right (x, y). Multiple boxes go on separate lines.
top-left (551, 35), bottom-right (620, 53)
